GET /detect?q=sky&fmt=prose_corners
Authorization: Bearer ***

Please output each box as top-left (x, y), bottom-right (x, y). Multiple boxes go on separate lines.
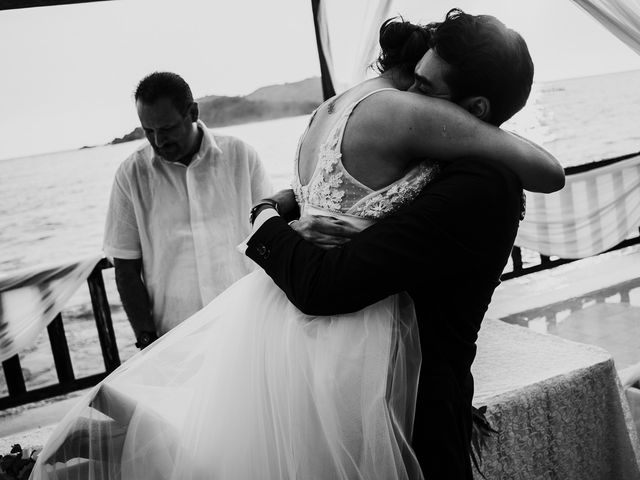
top-left (1, 0), bottom-right (640, 160)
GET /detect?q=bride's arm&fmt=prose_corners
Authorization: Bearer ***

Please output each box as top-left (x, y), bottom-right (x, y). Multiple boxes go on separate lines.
top-left (380, 91), bottom-right (565, 193)
top-left (500, 130), bottom-right (565, 192)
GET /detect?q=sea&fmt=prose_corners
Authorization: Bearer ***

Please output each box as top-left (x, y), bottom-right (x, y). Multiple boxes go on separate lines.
top-left (1, 70), bottom-right (640, 395)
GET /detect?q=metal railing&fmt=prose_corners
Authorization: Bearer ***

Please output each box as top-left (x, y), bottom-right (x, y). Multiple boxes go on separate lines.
top-left (0, 258), bottom-right (119, 410)
top-left (502, 275), bottom-right (640, 328)
top-left (503, 233), bottom-right (640, 280)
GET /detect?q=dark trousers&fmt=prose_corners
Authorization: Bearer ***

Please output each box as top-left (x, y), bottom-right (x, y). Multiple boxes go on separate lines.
top-left (412, 371), bottom-right (474, 479)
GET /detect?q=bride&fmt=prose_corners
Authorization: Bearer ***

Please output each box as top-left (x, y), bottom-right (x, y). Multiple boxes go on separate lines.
top-left (31, 15), bottom-right (563, 480)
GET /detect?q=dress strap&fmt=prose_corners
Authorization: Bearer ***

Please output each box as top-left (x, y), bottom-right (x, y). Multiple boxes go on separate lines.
top-left (331, 87), bottom-right (397, 154)
top-left (343, 88), bottom-right (398, 118)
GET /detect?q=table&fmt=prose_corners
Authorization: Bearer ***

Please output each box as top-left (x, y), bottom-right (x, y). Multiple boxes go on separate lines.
top-left (471, 319), bottom-right (640, 480)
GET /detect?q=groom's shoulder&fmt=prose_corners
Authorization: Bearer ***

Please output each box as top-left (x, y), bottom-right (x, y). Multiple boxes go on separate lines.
top-left (405, 160), bottom-right (522, 251)
top-left (413, 159), bottom-right (522, 221)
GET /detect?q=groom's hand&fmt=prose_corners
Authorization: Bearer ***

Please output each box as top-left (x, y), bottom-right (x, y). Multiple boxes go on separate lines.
top-left (290, 216), bottom-right (359, 249)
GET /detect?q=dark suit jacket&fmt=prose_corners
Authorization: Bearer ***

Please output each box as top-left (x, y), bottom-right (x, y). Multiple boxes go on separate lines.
top-left (247, 160), bottom-right (522, 479)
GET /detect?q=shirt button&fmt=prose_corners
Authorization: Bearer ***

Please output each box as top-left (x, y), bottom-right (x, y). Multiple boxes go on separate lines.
top-left (256, 244), bottom-right (267, 256)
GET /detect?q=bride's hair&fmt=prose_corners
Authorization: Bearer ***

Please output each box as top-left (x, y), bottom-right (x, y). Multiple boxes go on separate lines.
top-left (373, 17), bottom-right (438, 78)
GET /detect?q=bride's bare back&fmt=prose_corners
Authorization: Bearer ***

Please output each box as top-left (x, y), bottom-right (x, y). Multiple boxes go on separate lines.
top-left (297, 77), bottom-right (420, 191)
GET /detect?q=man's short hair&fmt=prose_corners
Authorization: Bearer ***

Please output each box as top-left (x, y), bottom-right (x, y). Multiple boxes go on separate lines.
top-left (431, 8), bottom-right (534, 126)
top-left (134, 72), bottom-right (194, 113)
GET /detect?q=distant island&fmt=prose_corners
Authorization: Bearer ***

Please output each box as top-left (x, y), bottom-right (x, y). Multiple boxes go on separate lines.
top-left (111, 77), bottom-right (323, 144)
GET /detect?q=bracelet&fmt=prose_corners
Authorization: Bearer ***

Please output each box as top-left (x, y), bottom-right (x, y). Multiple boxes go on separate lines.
top-left (249, 199), bottom-right (280, 225)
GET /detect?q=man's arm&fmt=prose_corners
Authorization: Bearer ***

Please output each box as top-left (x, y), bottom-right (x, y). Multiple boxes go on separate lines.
top-left (246, 144), bottom-right (275, 203)
top-left (246, 162), bottom-right (520, 315)
top-left (113, 258), bottom-right (156, 339)
top-left (103, 165), bottom-right (157, 346)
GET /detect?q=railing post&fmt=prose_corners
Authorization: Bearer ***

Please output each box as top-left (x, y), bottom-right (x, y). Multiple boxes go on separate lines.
top-left (511, 246), bottom-right (523, 272)
top-left (2, 355), bottom-right (26, 396)
top-left (47, 312), bottom-right (75, 384)
top-left (87, 262), bottom-right (120, 372)
top-left (621, 289), bottom-right (631, 304)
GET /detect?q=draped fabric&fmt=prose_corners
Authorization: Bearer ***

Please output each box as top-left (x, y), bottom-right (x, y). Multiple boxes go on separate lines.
top-left (516, 154), bottom-right (640, 258)
top-left (0, 255), bottom-right (101, 363)
top-left (571, 0), bottom-right (640, 55)
top-left (316, 0), bottom-right (395, 93)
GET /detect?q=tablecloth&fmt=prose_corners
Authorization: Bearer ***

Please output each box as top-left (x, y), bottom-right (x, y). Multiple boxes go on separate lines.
top-left (472, 319), bottom-right (640, 479)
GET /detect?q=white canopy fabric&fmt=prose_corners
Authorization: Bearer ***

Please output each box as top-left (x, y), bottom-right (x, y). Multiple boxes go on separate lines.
top-left (572, 0), bottom-right (640, 55)
top-left (516, 155), bottom-right (640, 259)
top-left (318, 0), bottom-right (640, 91)
top-left (316, 0), bottom-right (395, 93)
top-left (0, 255), bottom-right (101, 363)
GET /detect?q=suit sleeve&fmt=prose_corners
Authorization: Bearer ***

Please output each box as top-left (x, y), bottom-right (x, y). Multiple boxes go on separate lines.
top-left (246, 162), bottom-right (519, 315)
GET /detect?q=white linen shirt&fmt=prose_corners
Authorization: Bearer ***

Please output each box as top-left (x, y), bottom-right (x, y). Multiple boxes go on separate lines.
top-left (104, 120), bottom-right (272, 334)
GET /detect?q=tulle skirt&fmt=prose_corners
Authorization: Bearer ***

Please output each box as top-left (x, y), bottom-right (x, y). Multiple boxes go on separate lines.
top-left (31, 269), bottom-right (423, 480)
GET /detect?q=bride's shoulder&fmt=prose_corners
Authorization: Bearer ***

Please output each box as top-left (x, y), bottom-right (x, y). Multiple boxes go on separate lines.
top-left (349, 89), bottom-right (418, 126)
top-left (345, 90), bottom-right (417, 146)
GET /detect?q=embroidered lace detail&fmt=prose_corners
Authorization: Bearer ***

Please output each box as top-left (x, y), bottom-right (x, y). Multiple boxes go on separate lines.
top-left (291, 158), bottom-right (304, 204)
top-left (292, 88), bottom-right (441, 220)
top-left (303, 143), bottom-right (345, 211)
top-left (351, 163), bottom-right (440, 219)
top-left (293, 115), bottom-right (348, 213)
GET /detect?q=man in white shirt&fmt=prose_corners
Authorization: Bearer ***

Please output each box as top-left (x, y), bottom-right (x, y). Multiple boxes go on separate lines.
top-left (104, 72), bottom-right (272, 348)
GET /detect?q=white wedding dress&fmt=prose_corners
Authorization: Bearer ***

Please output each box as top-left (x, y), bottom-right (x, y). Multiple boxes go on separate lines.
top-left (31, 89), bottom-right (439, 480)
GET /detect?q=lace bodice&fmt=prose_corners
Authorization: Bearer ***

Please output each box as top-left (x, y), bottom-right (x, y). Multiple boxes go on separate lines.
top-left (292, 88), bottom-right (439, 221)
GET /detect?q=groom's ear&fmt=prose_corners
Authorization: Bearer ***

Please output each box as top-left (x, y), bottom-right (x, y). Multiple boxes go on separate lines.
top-left (459, 96), bottom-right (491, 122)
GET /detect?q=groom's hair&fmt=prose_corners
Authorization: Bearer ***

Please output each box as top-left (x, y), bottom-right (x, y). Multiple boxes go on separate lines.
top-left (134, 72), bottom-right (194, 114)
top-left (431, 9), bottom-right (534, 126)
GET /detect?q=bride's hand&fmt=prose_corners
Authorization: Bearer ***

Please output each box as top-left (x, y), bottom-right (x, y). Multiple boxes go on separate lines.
top-left (267, 189), bottom-right (299, 221)
top-left (290, 216), bottom-right (360, 249)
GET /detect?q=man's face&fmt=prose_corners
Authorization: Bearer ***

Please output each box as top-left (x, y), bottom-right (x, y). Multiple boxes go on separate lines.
top-left (407, 49), bottom-right (454, 101)
top-left (136, 97), bottom-right (195, 163)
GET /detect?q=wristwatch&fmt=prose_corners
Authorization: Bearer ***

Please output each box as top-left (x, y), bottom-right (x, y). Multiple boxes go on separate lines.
top-left (249, 199), bottom-right (279, 226)
top-left (135, 331), bottom-right (158, 349)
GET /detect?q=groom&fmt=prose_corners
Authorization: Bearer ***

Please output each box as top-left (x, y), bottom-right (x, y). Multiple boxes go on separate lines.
top-left (246, 10), bottom-right (534, 479)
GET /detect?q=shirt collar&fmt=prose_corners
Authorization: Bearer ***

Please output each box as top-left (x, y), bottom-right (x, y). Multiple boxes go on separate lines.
top-left (192, 119), bottom-right (223, 165)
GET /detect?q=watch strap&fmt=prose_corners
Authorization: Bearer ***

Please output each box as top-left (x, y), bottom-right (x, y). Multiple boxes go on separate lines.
top-left (249, 199), bottom-right (279, 225)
